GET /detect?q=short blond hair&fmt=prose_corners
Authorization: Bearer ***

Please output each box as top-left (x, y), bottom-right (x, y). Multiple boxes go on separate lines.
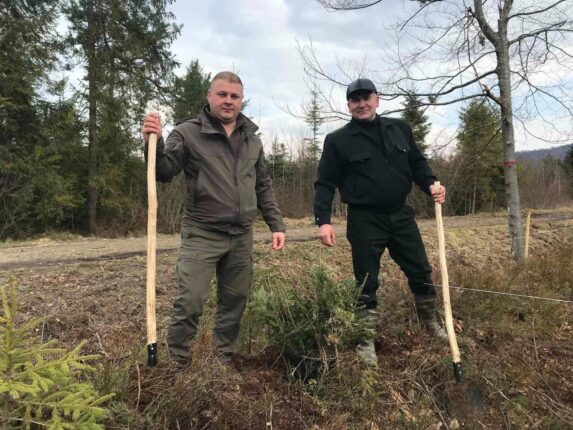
top-left (211, 71), bottom-right (243, 88)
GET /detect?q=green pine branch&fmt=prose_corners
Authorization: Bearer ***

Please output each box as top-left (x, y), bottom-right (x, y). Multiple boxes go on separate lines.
top-left (0, 279), bottom-right (114, 430)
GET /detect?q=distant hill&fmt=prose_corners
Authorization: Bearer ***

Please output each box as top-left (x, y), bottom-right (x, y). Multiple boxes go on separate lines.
top-left (517, 143), bottom-right (572, 161)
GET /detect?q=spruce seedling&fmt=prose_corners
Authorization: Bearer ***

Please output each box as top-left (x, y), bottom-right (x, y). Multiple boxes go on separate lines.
top-left (0, 278), bottom-right (114, 429)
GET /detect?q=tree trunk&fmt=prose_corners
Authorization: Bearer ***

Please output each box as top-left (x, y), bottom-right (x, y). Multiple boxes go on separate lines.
top-left (497, 14), bottom-right (525, 262)
top-left (86, 1), bottom-right (98, 234)
top-left (472, 175), bottom-right (477, 214)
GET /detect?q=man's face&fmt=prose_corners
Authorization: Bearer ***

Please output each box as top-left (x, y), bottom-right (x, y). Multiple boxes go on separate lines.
top-left (207, 79), bottom-right (244, 124)
top-left (347, 91), bottom-right (379, 121)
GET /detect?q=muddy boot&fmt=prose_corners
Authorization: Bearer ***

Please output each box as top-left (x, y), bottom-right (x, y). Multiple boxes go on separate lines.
top-left (356, 309), bottom-right (378, 367)
top-left (415, 295), bottom-right (448, 342)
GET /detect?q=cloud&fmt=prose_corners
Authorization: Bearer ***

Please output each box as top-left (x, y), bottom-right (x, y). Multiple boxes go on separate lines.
top-left (167, 0), bottom-right (573, 152)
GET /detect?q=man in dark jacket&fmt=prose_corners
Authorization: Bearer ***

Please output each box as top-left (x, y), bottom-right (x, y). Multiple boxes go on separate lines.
top-left (314, 78), bottom-right (446, 366)
top-left (142, 71), bottom-right (286, 365)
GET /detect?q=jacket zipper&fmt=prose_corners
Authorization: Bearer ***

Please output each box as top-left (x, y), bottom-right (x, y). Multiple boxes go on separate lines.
top-left (230, 132), bottom-right (241, 229)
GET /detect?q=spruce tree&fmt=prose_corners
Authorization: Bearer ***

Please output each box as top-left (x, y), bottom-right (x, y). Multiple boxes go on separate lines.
top-left (63, 0), bottom-right (180, 233)
top-left (304, 90), bottom-right (324, 164)
top-left (0, 1), bottom-right (85, 239)
top-left (0, 0), bottom-right (58, 148)
top-left (268, 137), bottom-right (290, 180)
top-left (400, 92), bottom-right (431, 156)
top-left (171, 60), bottom-right (211, 122)
top-left (455, 99), bottom-right (504, 214)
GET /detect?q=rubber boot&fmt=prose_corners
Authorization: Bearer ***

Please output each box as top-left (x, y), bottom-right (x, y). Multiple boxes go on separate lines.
top-left (355, 309), bottom-right (378, 367)
top-left (415, 295), bottom-right (448, 342)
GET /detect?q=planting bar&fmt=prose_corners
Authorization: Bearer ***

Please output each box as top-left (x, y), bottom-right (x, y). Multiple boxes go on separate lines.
top-left (146, 132), bottom-right (158, 367)
top-left (434, 181), bottom-right (462, 383)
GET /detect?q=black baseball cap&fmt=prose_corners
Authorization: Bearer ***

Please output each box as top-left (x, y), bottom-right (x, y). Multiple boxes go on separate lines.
top-left (346, 78), bottom-right (377, 100)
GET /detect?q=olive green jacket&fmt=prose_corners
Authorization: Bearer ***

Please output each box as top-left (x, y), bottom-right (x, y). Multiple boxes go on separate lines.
top-left (150, 108), bottom-right (285, 234)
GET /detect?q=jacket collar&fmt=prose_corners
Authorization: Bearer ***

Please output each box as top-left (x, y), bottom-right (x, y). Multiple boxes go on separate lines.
top-left (196, 105), bottom-right (259, 136)
top-left (347, 114), bottom-right (390, 135)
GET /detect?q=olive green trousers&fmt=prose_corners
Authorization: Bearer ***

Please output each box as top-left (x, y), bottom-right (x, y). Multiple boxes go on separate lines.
top-left (167, 225), bottom-right (253, 361)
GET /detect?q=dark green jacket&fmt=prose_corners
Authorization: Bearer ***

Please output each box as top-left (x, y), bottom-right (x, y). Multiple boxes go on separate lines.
top-left (314, 115), bottom-right (435, 225)
top-left (150, 107), bottom-right (285, 234)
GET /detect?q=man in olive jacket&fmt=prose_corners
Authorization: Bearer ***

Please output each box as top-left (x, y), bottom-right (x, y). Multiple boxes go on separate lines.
top-left (314, 78), bottom-right (446, 366)
top-left (142, 71), bottom-right (286, 365)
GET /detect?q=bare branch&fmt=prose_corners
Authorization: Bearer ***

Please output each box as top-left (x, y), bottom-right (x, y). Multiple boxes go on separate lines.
top-left (380, 92), bottom-right (488, 115)
top-left (514, 115), bottom-right (573, 144)
top-left (542, 40), bottom-right (573, 60)
top-left (471, 0), bottom-right (499, 46)
top-left (398, 14), bottom-right (469, 61)
top-left (501, 0), bottom-right (514, 22)
top-left (316, 0), bottom-right (383, 10)
top-left (400, 1), bottom-right (435, 32)
top-left (508, 0), bottom-right (568, 20)
top-left (390, 49), bottom-right (496, 86)
top-left (509, 22), bottom-right (571, 45)
top-left (296, 39), bottom-right (349, 88)
top-left (387, 70), bottom-right (497, 100)
top-left (513, 71), bottom-right (573, 117)
top-left (481, 84), bottom-right (501, 105)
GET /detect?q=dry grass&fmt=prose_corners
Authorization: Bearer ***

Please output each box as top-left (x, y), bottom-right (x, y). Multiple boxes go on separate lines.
top-left (1, 213), bottom-right (572, 429)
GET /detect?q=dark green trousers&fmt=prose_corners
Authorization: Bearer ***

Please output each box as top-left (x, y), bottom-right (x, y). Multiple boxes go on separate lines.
top-left (167, 225), bottom-right (253, 361)
top-left (346, 205), bottom-right (435, 310)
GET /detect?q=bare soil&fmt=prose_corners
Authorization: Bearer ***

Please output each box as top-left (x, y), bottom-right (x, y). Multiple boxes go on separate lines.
top-left (2, 207), bottom-right (571, 270)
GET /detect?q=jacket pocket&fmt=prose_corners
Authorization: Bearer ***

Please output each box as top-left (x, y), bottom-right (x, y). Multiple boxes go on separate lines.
top-left (348, 151), bottom-right (372, 163)
top-left (346, 151), bottom-right (372, 204)
top-left (390, 144), bottom-right (412, 185)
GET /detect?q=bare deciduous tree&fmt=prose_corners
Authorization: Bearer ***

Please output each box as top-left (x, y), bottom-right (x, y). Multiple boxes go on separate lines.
top-left (302, 0), bottom-right (573, 261)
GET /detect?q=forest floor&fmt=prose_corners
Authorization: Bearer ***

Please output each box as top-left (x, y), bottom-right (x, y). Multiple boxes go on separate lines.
top-left (1, 207), bottom-right (572, 429)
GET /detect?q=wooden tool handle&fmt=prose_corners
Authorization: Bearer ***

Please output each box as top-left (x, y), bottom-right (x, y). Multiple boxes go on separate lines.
top-left (146, 133), bottom-right (158, 345)
top-left (525, 210), bottom-right (531, 260)
top-left (434, 181), bottom-right (461, 366)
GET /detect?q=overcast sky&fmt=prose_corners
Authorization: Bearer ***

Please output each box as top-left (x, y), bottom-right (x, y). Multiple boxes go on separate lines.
top-left (164, 0), bottom-right (572, 153)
